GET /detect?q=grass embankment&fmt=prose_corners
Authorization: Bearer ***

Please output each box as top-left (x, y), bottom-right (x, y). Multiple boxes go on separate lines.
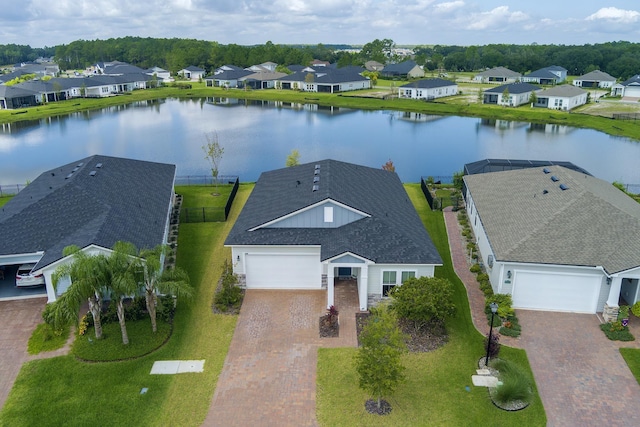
top-left (0, 196), bottom-right (13, 207)
top-left (0, 184), bottom-right (253, 427)
top-left (1, 82), bottom-right (638, 141)
top-left (620, 348), bottom-right (640, 385)
top-left (316, 184), bottom-right (546, 426)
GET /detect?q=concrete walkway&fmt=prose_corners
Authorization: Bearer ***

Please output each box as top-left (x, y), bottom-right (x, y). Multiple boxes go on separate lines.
top-left (443, 206), bottom-right (640, 426)
top-left (204, 283), bottom-right (360, 427)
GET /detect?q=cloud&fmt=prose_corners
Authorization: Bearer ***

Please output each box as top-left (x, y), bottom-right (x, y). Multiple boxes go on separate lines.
top-left (466, 6), bottom-right (529, 30)
top-left (434, 1), bottom-right (464, 13)
top-left (586, 7), bottom-right (640, 23)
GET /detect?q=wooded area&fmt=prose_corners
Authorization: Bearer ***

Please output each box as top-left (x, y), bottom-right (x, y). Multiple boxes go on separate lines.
top-left (1, 38), bottom-right (640, 80)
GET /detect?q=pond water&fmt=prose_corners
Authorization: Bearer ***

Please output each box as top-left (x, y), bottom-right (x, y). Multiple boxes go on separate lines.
top-left (1, 97), bottom-right (639, 187)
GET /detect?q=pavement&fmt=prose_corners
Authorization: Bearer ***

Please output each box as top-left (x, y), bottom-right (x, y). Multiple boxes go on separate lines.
top-left (203, 282), bottom-right (359, 427)
top-left (443, 206), bottom-right (640, 427)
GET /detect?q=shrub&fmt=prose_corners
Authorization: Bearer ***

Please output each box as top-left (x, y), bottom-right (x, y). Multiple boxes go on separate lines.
top-left (499, 326), bottom-right (521, 337)
top-left (476, 273), bottom-right (489, 283)
top-left (157, 295), bottom-right (176, 322)
top-left (485, 294), bottom-right (514, 318)
top-left (633, 301), bottom-right (640, 317)
top-left (390, 276), bottom-right (456, 331)
top-left (600, 322), bottom-right (635, 341)
top-left (325, 305), bottom-right (339, 326)
top-left (214, 259), bottom-right (243, 311)
top-left (470, 264), bottom-right (482, 274)
top-left (485, 332), bottom-right (500, 359)
top-left (490, 359), bottom-right (533, 405)
top-left (618, 305), bottom-right (630, 320)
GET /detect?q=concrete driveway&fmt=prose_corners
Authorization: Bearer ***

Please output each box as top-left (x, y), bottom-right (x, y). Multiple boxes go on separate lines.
top-left (517, 310), bottom-right (640, 427)
top-left (0, 298), bottom-right (47, 409)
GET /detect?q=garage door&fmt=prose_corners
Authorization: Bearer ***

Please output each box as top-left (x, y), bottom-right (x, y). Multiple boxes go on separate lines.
top-left (625, 86), bottom-right (640, 98)
top-left (245, 253), bottom-right (321, 289)
top-left (512, 271), bottom-right (600, 313)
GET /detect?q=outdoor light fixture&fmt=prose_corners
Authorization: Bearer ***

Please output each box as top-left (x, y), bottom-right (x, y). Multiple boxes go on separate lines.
top-left (507, 270), bottom-right (512, 279)
top-left (485, 302), bottom-right (499, 367)
top-left (606, 277), bottom-right (612, 286)
top-left (237, 255), bottom-right (240, 262)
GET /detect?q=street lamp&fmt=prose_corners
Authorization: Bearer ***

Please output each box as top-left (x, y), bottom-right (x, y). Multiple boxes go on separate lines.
top-left (485, 302), bottom-right (499, 367)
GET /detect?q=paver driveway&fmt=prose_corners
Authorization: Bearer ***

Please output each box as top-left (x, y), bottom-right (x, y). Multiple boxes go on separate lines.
top-left (204, 287), bottom-right (358, 427)
top-left (0, 298), bottom-right (47, 409)
top-left (517, 310), bottom-right (640, 427)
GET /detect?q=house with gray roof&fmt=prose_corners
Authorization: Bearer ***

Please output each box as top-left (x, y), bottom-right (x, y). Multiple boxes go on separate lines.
top-left (464, 165), bottom-right (640, 318)
top-left (399, 78), bottom-right (458, 100)
top-left (179, 66), bottom-right (205, 81)
top-left (380, 60), bottom-right (424, 79)
top-left (276, 68), bottom-right (371, 93)
top-left (205, 69), bottom-right (253, 88)
top-left (0, 155), bottom-right (176, 302)
top-left (473, 67), bottom-right (521, 83)
top-left (225, 159), bottom-right (442, 311)
top-left (0, 85), bottom-right (38, 109)
top-left (483, 82), bottom-right (541, 106)
top-left (612, 74), bottom-right (640, 98)
top-left (533, 85), bottom-right (588, 111)
top-left (573, 70), bottom-right (616, 89)
top-left (521, 65), bottom-right (567, 85)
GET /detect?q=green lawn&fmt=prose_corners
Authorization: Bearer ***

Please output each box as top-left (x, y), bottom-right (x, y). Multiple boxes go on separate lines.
top-left (0, 184), bottom-right (253, 427)
top-left (316, 184), bottom-right (546, 426)
top-left (0, 195), bottom-right (13, 207)
top-left (620, 348), bottom-right (640, 385)
top-left (175, 184), bottom-right (234, 208)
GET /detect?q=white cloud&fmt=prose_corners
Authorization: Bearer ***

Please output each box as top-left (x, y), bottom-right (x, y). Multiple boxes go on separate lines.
top-left (467, 6), bottom-right (529, 30)
top-left (586, 7), bottom-right (640, 23)
top-left (434, 1), bottom-right (464, 13)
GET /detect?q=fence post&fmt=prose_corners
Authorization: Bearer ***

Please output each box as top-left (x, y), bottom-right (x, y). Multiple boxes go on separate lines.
top-left (202, 207), bottom-right (206, 222)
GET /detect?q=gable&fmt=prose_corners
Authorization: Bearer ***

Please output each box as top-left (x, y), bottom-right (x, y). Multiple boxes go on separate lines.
top-left (329, 253), bottom-right (367, 264)
top-left (260, 200), bottom-right (368, 229)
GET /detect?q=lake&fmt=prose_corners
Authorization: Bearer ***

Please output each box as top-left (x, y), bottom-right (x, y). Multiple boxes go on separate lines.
top-left (1, 97), bottom-right (639, 188)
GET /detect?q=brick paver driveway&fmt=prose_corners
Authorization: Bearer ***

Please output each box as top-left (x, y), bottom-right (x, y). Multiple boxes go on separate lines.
top-left (204, 288), bottom-right (358, 427)
top-left (0, 298), bottom-right (47, 409)
top-left (517, 310), bottom-right (640, 427)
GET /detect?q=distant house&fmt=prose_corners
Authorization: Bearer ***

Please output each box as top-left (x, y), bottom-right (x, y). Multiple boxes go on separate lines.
top-left (380, 61), bottom-right (424, 79)
top-left (573, 70), bottom-right (616, 89)
top-left (399, 78), bottom-right (458, 100)
top-left (521, 66), bottom-right (567, 85)
top-left (276, 68), bottom-right (371, 93)
top-left (364, 61), bottom-right (384, 72)
top-left (533, 85), bottom-right (588, 111)
top-left (483, 82), bottom-right (541, 106)
top-left (611, 75), bottom-right (640, 98)
top-left (240, 71), bottom-right (288, 89)
top-left (473, 67), bottom-right (521, 83)
top-left (0, 85), bottom-right (38, 109)
top-left (146, 67), bottom-right (171, 81)
top-left (310, 59), bottom-right (330, 67)
top-left (205, 69), bottom-right (253, 88)
top-left (178, 66), bottom-right (206, 81)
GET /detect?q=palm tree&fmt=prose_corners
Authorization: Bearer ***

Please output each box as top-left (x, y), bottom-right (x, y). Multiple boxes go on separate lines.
top-left (52, 246), bottom-right (110, 339)
top-left (136, 245), bottom-right (192, 333)
top-left (108, 241), bottom-right (141, 345)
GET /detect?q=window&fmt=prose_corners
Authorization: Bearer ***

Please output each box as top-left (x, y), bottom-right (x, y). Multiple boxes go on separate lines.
top-left (324, 206), bottom-right (334, 223)
top-left (401, 271), bottom-right (416, 283)
top-left (382, 271), bottom-right (397, 296)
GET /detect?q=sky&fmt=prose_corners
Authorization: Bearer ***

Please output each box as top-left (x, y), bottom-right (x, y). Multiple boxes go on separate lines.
top-left (2, 1), bottom-right (640, 48)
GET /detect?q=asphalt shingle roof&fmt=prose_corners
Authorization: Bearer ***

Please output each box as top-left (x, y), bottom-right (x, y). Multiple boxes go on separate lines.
top-left (484, 82), bottom-right (540, 94)
top-left (577, 70), bottom-right (616, 82)
top-left (0, 155), bottom-right (175, 270)
top-left (537, 85), bottom-right (587, 97)
top-left (400, 78), bottom-right (456, 89)
top-left (225, 160), bottom-right (442, 265)
top-left (464, 166), bottom-right (640, 274)
top-left (475, 67), bottom-right (521, 78)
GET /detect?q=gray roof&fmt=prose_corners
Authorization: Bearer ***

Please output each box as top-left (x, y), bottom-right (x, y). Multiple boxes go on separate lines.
top-left (277, 68), bottom-right (368, 84)
top-left (537, 84), bottom-right (587, 97)
top-left (242, 71), bottom-right (288, 81)
top-left (484, 82), bottom-right (540, 94)
top-left (577, 70), bottom-right (616, 82)
top-left (464, 166), bottom-right (640, 274)
top-left (619, 74), bottom-right (640, 87)
top-left (524, 69), bottom-right (559, 79)
top-left (225, 160), bottom-right (442, 265)
top-left (464, 159), bottom-right (591, 176)
top-left (381, 60), bottom-right (419, 74)
top-left (400, 78), bottom-right (456, 89)
top-left (475, 67), bottom-right (521, 78)
top-left (208, 69), bottom-right (253, 80)
top-left (183, 65), bottom-right (205, 72)
top-left (0, 155), bottom-right (175, 270)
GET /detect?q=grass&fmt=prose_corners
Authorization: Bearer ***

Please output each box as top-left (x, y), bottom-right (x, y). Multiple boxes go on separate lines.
top-left (27, 323), bottom-right (70, 355)
top-left (0, 195), bottom-right (13, 207)
top-left (620, 348), bottom-right (640, 385)
top-left (0, 184), bottom-right (253, 427)
top-left (1, 82), bottom-right (639, 141)
top-left (490, 359), bottom-right (534, 405)
top-left (72, 319), bottom-right (172, 361)
top-left (175, 184), bottom-right (234, 207)
top-left (316, 184), bottom-right (546, 426)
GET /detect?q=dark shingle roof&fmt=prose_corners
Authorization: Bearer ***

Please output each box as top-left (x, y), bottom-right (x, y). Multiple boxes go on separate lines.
top-left (484, 82), bottom-right (540, 94)
top-left (225, 160), bottom-right (442, 265)
top-left (0, 155), bottom-right (175, 270)
top-left (381, 60), bottom-right (419, 74)
top-left (400, 78), bottom-right (456, 89)
top-left (619, 74), bottom-right (640, 86)
top-left (183, 65), bottom-right (205, 72)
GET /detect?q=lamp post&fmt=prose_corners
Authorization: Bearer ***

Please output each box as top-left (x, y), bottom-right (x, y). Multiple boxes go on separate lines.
top-left (485, 302), bottom-right (499, 367)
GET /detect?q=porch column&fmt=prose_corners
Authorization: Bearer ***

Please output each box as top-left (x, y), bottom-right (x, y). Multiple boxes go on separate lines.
top-left (327, 266), bottom-right (335, 309)
top-left (359, 266), bottom-right (368, 311)
top-left (603, 276), bottom-right (623, 322)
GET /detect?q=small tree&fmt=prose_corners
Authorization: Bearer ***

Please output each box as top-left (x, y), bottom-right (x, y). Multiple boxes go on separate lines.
top-left (452, 170), bottom-right (464, 190)
top-left (355, 306), bottom-right (407, 413)
top-left (286, 149), bottom-right (300, 167)
top-left (202, 131), bottom-right (224, 191)
top-left (390, 276), bottom-right (456, 332)
top-left (382, 159), bottom-right (395, 172)
top-left (529, 90), bottom-right (537, 106)
top-left (108, 241), bottom-right (141, 345)
top-left (501, 88), bottom-right (510, 106)
top-left (477, 89), bottom-right (484, 104)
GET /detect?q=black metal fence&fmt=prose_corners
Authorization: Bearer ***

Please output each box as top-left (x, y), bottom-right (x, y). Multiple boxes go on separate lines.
top-left (175, 175), bottom-right (239, 186)
top-left (613, 113), bottom-right (640, 121)
top-left (421, 178), bottom-right (436, 210)
top-left (225, 178), bottom-right (240, 219)
top-left (0, 184), bottom-right (26, 197)
top-left (179, 177), bottom-right (240, 223)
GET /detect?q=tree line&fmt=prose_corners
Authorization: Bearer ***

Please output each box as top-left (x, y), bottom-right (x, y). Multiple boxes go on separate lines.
top-left (2, 38), bottom-right (640, 80)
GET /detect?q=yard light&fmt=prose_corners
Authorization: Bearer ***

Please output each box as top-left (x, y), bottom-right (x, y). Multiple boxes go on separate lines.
top-left (485, 302), bottom-right (499, 367)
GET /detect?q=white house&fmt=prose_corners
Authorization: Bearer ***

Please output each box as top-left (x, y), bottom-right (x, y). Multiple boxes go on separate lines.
top-left (399, 78), bottom-right (458, 100)
top-left (473, 67), bottom-right (521, 83)
top-left (521, 65), bottom-right (567, 85)
top-left (225, 160), bottom-right (442, 311)
top-left (0, 155), bottom-right (176, 302)
top-left (612, 75), bottom-right (640, 98)
top-left (464, 165), bottom-right (640, 320)
top-left (533, 85), bottom-right (588, 111)
top-left (483, 82), bottom-right (541, 106)
top-left (573, 70), bottom-right (616, 89)
top-left (178, 66), bottom-right (206, 81)
top-left (276, 68), bottom-right (371, 93)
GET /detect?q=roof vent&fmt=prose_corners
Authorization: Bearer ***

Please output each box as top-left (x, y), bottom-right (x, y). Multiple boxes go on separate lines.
top-left (72, 167), bottom-right (79, 172)
top-left (312, 184), bottom-right (319, 192)
top-left (313, 176), bottom-right (319, 183)
top-left (65, 173), bottom-right (73, 179)
top-left (550, 175), bottom-right (559, 182)
top-left (315, 164), bottom-right (320, 170)
top-left (314, 169), bottom-right (319, 176)
top-left (542, 168), bottom-right (550, 174)
top-left (542, 189), bottom-right (549, 194)
top-left (559, 184), bottom-right (569, 190)
top-left (96, 163), bottom-right (103, 168)
top-left (77, 162), bottom-right (84, 167)
top-left (89, 171), bottom-right (97, 176)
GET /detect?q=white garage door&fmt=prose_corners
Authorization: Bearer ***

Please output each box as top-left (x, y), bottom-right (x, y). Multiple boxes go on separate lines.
top-left (245, 253), bottom-right (320, 289)
top-left (625, 86), bottom-right (640, 98)
top-left (512, 271), bottom-right (600, 313)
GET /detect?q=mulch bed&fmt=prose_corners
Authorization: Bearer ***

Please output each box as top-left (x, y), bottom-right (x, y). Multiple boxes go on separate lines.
top-left (319, 315), bottom-right (339, 338)
top-left (356, 312), bottom-right (448, 352)
top-left (364, 399), bottom-right (392, 415)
